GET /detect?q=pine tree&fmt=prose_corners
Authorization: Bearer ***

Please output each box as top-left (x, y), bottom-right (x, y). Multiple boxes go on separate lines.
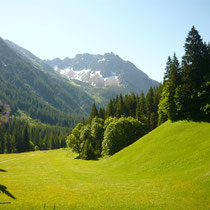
top-left (129, 93), bottom-right (137, 118)
top-left (22, 124), bottom-right (30, 152)
top-left (136, 92), bottom-right (147, 125)
top-left (98, 107), bottom-right (105, 119)
top-left (180, 26), bottom-right (208, 120)
top-left (116, 94), bottom-right (127, 118)
top-left (89, 103), bottom-right (99, 123)
top-left (105, 99), bottom-right (115, 118)
top-left (4, 133), bottom-right (12, 153)
top-left (12, 123), bottom-right (22, 153)
top-left (168, 54), bottom-right (181, 121)
top-left (164, 56), bottom-right (172, 83)
top-left (145, 87), bottom-right (154, 130)
top-left (150, 112), bottom-right (156, 130)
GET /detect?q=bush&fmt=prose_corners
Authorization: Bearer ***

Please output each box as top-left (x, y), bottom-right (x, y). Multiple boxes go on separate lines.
top-left (102, 117), bottom-right (146, 156)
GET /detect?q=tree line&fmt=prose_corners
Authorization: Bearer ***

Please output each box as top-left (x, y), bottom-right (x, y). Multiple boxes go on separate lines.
top-left (89, 85), bottom-right (162, 131)
top-left (66, 85), bottom-right (162, 160)
top-left (0, 118), bottom-right (68, 154)
top-left (158, 26), bottom-right (210, 123)
top-left (67, 26), bottom-right (210, 160)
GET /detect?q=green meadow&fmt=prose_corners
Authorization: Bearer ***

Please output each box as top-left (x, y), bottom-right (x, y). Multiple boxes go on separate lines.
top-left (0, 121), bottom-right (210, 209)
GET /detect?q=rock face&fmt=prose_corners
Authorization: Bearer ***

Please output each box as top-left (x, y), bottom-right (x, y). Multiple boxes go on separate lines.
top-left (45, 53), bottom-right (159, 93)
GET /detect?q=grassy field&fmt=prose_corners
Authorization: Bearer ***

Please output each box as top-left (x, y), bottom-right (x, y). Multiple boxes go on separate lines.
top-left (0, 121), bottom-right (210, 209)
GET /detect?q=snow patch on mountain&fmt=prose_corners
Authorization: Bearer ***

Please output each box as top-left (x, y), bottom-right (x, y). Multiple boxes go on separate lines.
top-left (54, 66), bottom-right (120, 87)
top-left (98, 57), bottom-right (106, 63)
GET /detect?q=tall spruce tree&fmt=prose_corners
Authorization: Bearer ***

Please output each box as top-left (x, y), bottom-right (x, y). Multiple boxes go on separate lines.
top-left (4, 133), bottom-right (12, 154)
top-left (105, 99), bottom-right (115, 118)
top-left (98, 107), bottom-right (105, 119)
top-left (164, 56), bottom-right (172, 83)
top-left (180, 26), bottom-right (208, 120)
top-left (89, 103), bottom-right (99, 123)
top-left (146, 87), bottom-right (154, 130)
top-left (136, 92), bottom-right (147, 125)
top-left (22, 124), bottom-right (30, 152)
top-left (116, 94), bottom-right (127, 118)
top-left (168, 54), bottom-right (181, 121)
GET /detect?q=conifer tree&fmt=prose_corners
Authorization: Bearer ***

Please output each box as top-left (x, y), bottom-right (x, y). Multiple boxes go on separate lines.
top-left (167, 54), bottom-right (181, 121)
top-left (22, 124), bottom-right (30, 152)
top-left (180, 26), bottom-right (208, 120)
top-left (145, 87), bottom-right (154, 130)
top-left (89, 103), bottom-right (99, 123)
top-left (129, 93), bottom-right (137, 118)
top-left (4, 133), bottom-right (12, 153)
top-left (105, 99), bottom-right (115, 118)
top-left (98, 107), bottom-right (105, 119)
top-left (136, 92), bottom-right (147, 125)
top-left (164, 56), bottom-right (172, 83)
top-left (116, 94), bottom-right (127, 118)
top-left (12, 123), bottom-right (22, 153)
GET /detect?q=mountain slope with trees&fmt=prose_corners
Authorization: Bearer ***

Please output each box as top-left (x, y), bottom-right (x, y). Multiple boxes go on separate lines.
top-left (0, 37), bottom-right (95, 126)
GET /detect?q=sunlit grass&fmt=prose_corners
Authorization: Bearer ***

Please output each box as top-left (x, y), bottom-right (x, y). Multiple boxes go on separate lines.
top-left (0, 121), bottom-right (210, 209)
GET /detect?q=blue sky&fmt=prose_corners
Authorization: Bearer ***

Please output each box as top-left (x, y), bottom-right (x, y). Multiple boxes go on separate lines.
top-left (0, 0), bottom-right (210, 82)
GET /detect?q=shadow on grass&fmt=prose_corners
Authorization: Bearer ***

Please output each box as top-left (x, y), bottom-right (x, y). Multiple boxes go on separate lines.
top-left (0, 185), bottom-right (16, 199)
top-left (0, 169), bottom-right (16, 200)
top-left (74, 155), bottom-right (99, 161)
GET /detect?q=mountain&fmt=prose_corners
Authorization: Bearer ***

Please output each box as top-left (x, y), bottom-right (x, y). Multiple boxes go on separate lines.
top-left (0, 37), bottom-right (95, 127)
top-left (1, 37), bottom-right (160, 126)
top-left (4, 40), bottom-right (54, 74)
top-left (45, 53), bottom-right (159, 93)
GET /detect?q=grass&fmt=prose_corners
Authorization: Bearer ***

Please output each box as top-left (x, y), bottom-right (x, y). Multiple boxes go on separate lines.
top-left (0, 121), bottom-right (210, 209)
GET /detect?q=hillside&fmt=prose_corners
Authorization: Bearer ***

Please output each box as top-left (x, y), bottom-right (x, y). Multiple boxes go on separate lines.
top-left (0, 38), bottom-right (95, 126)
top-left (0, 121), bottom-right (209, 209)
top-left (4, 39), bottom-right (160, 109)
top-left (105, 121), bottom-right (210, 176)
top-left (4, 40), bottom-right (55, 75)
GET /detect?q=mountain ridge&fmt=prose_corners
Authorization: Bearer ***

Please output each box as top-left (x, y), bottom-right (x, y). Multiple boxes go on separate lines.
top-left (45, 53), bottom-right (159, 93)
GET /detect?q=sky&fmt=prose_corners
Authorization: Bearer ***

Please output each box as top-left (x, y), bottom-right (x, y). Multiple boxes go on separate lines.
top-left (0, 0), bottom-right (210, 82)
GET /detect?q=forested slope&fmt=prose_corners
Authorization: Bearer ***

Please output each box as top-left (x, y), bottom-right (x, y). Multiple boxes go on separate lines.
top-left (0, 37), bottom-right (95, 126)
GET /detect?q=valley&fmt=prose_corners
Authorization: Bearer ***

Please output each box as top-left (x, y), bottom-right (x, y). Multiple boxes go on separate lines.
top-left (0, 5), bottom-right (210, 208)
top-left (0, 121), bottom-right (210, 209)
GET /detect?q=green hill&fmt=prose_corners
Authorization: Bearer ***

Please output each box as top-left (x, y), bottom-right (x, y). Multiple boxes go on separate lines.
top-left (0, 121), bottom-right (210, 209)
top-left (105, 121), bottom-right (210, 177)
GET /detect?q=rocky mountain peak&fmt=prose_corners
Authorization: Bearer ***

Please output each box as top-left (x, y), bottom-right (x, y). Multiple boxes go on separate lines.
top-left (45, 53), bottom-right (159, 93)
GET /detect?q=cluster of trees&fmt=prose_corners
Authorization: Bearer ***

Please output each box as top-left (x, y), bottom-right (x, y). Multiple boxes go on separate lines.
top-left (89, 86), bottom-right (162, 132)
top-left (158, 26), bottom-right (210, 123)
top-left (67, 26), bottom-right (210, 160)
top-left (67, 86), bottom-right (162, 159)
top-left (0, 118), bottom-right (68, 154)
top-left (66, 116), bottom-right (146, 160)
